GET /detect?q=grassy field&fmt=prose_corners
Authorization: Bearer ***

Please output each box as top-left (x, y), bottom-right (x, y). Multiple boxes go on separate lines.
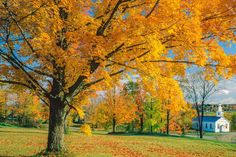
top-left (0, 127), bottom-right (236, 157)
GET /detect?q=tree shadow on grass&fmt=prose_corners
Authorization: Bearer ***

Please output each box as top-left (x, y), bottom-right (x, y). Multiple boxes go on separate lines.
top-left (0, 156), bottom-right (31, 157)
top-left (31, 149), bottom-right (75, 157)
top-left (104, 132), bottom-right (236, 145)
top-left (103, 132), bottom-right (210, 140)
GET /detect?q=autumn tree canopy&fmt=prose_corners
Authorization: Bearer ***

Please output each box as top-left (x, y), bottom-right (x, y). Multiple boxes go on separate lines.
top-left (93, 87), bottom-right (136, 133)
top-left (0, 0), bottom-right (236, 152)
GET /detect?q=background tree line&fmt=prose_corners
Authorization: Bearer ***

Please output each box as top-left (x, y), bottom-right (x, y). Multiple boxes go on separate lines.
top-left (85, 81), bottom-right (195, 135)
top-left (0, 88), bottom-right (48, 127)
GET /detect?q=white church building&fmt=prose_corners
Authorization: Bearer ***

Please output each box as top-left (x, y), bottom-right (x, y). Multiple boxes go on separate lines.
top-left (192, 104), bottom-right (230, 132)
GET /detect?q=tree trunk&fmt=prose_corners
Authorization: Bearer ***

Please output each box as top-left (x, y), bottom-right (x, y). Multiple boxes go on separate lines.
top-left (199, 114), bottom-right (203, 139)
top-left (47, 99), bottom-right (65, 152)
top-left (64, 118), bottom-right (69, 134)
top-left (199, 115), bottom-right (203, 138)
top-left (150, 115), bottom-right (153, 133)
top-left (160, 118), bottom-right (163, 133)
top-left (166, 110), bottom-right (170, 135)
top-left (140, 114), bottom-right (144, 133)
top-left (199, 103), bottom-right (204, 139)
top-left (182, 126), bottom-right (186, 135)
top-left (196, 104), bottom-right (201, 138)
top-left (150, 99), bottom-right (153, 133)
top-left (131, 121), bottom-right (134, 132)
top-left (199, 125), bottom-right (203, 138)
top-left (112, 115), bottom-right (116, 133)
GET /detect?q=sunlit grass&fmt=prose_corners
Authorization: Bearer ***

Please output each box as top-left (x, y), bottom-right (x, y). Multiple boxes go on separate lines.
top-left (0, 127), bottom-right (235, 157)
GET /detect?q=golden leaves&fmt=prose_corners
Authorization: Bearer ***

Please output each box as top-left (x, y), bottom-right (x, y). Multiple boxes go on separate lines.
top-left (77, 107), bottom-right (85, 119)
top-left (94, 87), bottom-right (137, 126)
top-left (1, 0), bottom-right (236, 111)
top-left (80, 124), bottom-right (92, 136)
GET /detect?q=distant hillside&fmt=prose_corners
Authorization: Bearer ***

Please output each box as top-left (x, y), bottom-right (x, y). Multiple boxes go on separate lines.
top-left (203, 104), bottom-right (236, 112)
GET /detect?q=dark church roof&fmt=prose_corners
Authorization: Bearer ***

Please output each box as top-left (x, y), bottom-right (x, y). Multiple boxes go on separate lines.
top-left (192, 116), bottom-right (221, 122)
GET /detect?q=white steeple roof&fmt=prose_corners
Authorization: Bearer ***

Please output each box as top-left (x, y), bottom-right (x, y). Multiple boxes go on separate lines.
top-left (216, 104), bottom-right (224, 117)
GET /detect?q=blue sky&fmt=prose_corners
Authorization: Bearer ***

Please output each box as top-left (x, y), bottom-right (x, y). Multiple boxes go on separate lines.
top-left (208, 42), bottom-right (236, 104)
top-left (121, 42), bottom-right (236, 104)
top-left (219, 41), bottom-right (236, 55)
top-left (209, 78), bottom-right (236, 104)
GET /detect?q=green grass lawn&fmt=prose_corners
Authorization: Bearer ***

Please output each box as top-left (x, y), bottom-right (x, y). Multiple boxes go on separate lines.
top-left (0, 127), bottom-right (235, 157)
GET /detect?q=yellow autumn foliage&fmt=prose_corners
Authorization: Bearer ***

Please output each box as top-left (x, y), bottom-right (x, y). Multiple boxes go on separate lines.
top-left (80, 124), bottom-right (92, 136)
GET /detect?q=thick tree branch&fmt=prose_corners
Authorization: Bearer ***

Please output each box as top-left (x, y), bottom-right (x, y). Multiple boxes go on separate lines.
top-left (141, 59), bottom-right (233, 68)
top-left (0, 79), bottom-right (32, 89)
top-left (145, 0), bottom-right (160, 18)
top-left (85, 69), bottom-right (124, 87)
top-left (1, 47), bottom-right (48, 95)
top-left (3, 3), bottom-right (35, 53)
top-left (67, 43), bottom-right (125, 97)
top-left (96, 0), bottom-right (123, 36)
top-left (105, 43), bottom-right (124, 59)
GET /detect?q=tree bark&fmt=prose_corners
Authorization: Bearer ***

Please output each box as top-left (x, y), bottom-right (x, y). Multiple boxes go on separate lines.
top-left (160, 118), bottom-right (163, 133)
top-left (199, 125), bottom-right (203, 138)
top-left (166, 110), bottom-right (170, 135)
top-left (197, 103), bottom-right (204, 139)
top-left (131, 121), bottom-right (135, 132)
top-left (47, 98), bottom-right (65, 152)
top-left (140, 114), bottom-right (144, 133)
top-left (150, 114), bottom-right (153, 133)
top-left (150, 99), bottom-right (153, 133)
top-left (199, 105), bottom-right (204, 139)
top-left (112, 115), bottom-right (116, 133)
top-left (64, 118), bottom-right (69, 134)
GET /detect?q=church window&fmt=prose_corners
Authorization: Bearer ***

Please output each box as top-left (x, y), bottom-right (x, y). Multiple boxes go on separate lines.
top-left (226, 124), bottom-right (228, 128)
top-left (205, 123), bottom-right (208, 128)
top-left (210, 124), bottom-right (212, 129)
top-left (217, 124), bottom-right (220, 129)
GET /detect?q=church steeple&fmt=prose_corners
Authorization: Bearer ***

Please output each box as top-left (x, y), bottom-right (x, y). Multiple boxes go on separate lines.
top-left (216, 104), bottom-right (224, 117)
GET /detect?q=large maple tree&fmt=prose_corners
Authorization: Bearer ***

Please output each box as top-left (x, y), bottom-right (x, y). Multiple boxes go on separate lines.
top-left (0, 0), bottom-right (236, 152)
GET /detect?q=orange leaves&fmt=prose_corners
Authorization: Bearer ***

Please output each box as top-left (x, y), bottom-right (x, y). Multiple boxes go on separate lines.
top-left (12, 90), bottom-right (48, 123)
top-left (1, 0), bottom-right (236, 122)
top-left (229, 55), bottom-right (236, 76)
top-left (0, 91), bottom-right (6, 104)
top-left (156, 77), bottom-right (186, 112)
top-left (32, 96), bottom-right (40, 105)
top-left (94, 87), bottom-right (137, 127)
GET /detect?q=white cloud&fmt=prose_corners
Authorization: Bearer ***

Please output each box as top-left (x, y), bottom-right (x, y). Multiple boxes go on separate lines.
top-left (208, 78), bottom-right (236, 104)
top-left (220, 89), bottom-right (230, 95)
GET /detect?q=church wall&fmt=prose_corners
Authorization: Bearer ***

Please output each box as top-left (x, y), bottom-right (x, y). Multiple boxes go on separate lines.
top-left (215, 118), bottom-right (230, 132)
top-left (192, 117), bottom-right (230, 133)
top-left (192, 121), bottom-right (215, 132)
top-left (202, 122), bottom-right (215, 132)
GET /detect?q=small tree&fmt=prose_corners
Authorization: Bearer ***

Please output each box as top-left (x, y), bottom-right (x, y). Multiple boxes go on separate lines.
top-left (95, 87), bottom-right (136, 133)
top-left (12, 90), bottom-right (48, 127)
top-left (175, 103), bottom-right (195, 135)
top-left (0, 89), bottom-right (7, 121)
top-left (182, 72), bottom-right (217, 138)
top-left (156, 78), bottom-right (186, 135)
top-left (231, 114), bottom-right (236, 131)
top-left (124, 81), bottom-right (146, 133)
top-left (144, 98), bottom-right (161, 133)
